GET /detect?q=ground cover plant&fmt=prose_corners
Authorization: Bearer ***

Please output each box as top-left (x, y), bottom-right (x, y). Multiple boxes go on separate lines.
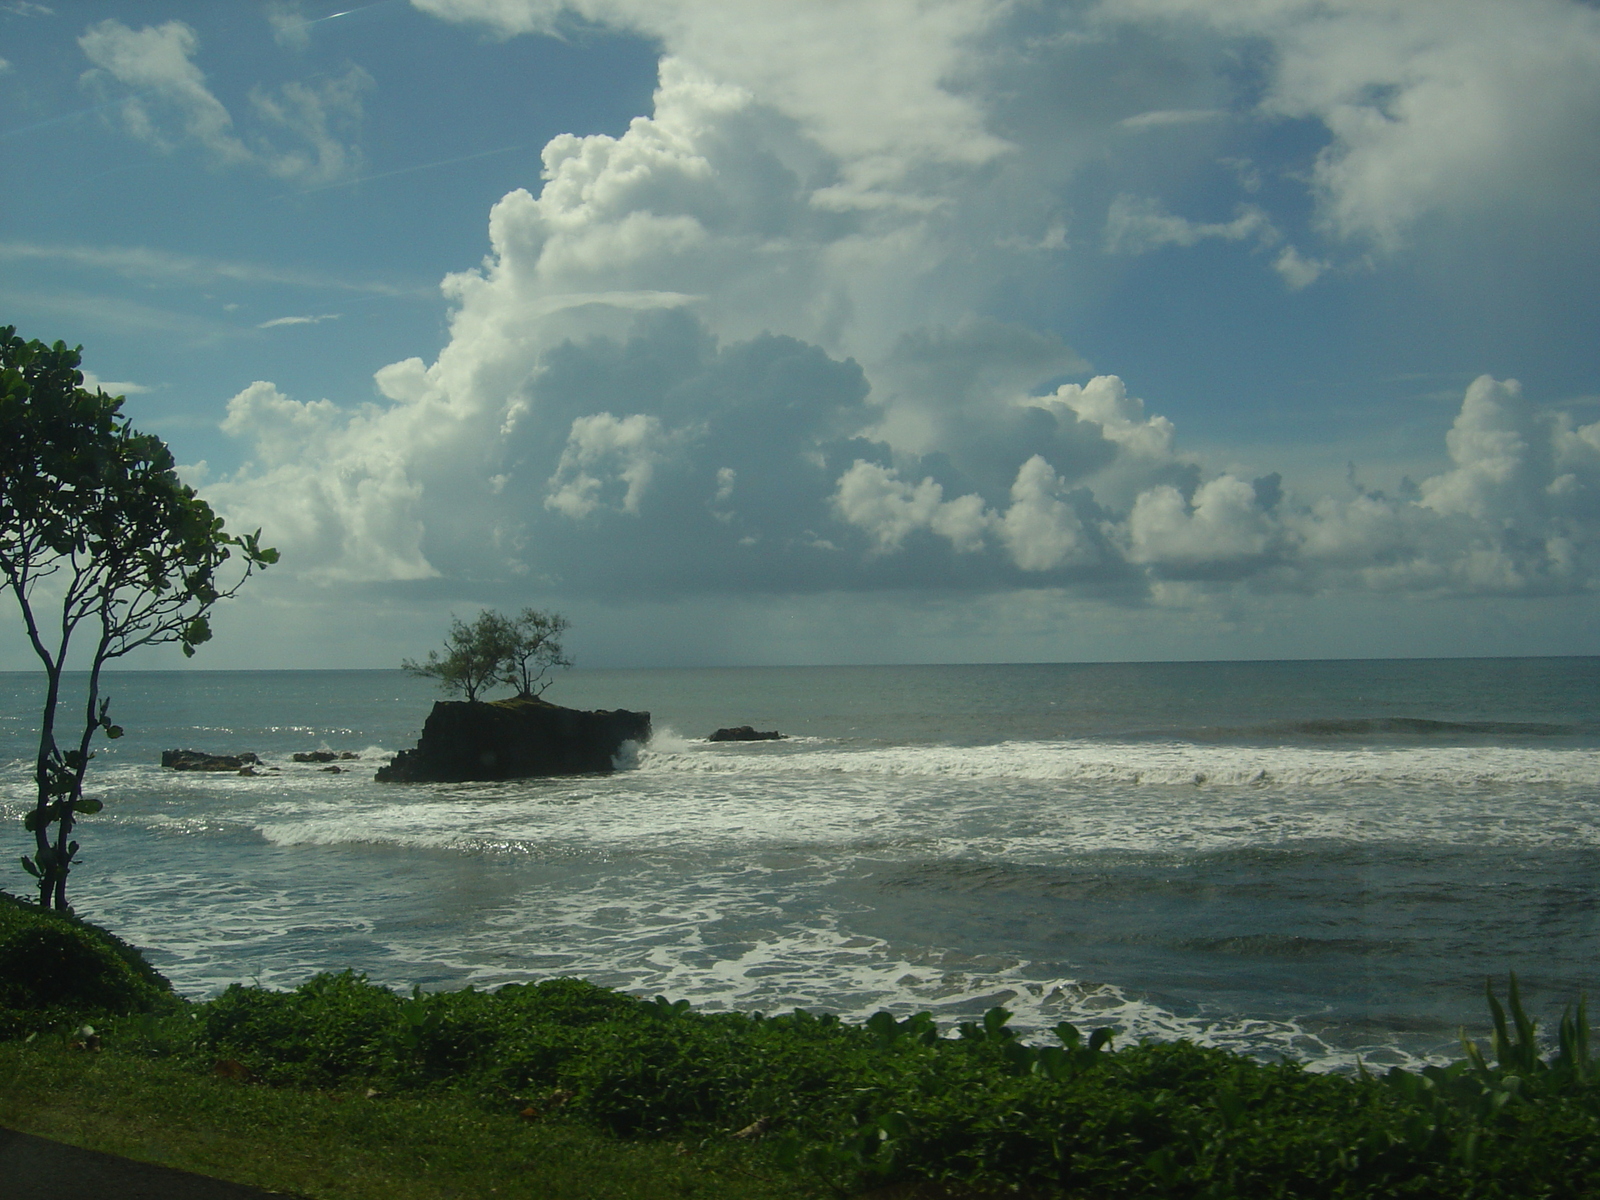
top-left (3, 897), bottom-right (1598, 1198)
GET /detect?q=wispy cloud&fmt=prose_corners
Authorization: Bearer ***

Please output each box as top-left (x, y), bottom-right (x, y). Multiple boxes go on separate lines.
top-left (2, 2), bottom-right (54, 16)
top-left (0, 239), bottom-right (428, 296)
top-left (78, 18), bottom-right (370, 186)
top-left (0, 288), bottom-right (235, 342)
top-left (1117, 109), bottom-right (1226, 130)
top-left (0, 93), bottom-right (157, 142)
top-left (278, 141), bottom-right (527, 197)
top-left (1103, 195), bottom-right (1277, 258)
top-left (80, 370), bottom-right (152, 394)
top-left (269, 1), bottom-right (399, 50)
top-left (258, 313), bottom-right (340, 328)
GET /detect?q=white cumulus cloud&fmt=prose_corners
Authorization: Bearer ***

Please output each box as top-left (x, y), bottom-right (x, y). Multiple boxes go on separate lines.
top-left (545, 412), bottom-right (672, 518)
top-left (198, 6), bottom-right (1600, 622)
top-left (833, 461), bottom-right (991, 555)
top-left (210, 382), bottom-right (437, 584)
top-left (999, 456), bottom-right (1092, 572)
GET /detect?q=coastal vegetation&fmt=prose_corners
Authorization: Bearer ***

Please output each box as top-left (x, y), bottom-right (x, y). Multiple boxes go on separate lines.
top-left (402, 607), bottom-right (571, 702)
top-left (0, 327), bottom-right (276, 909)
top-left (2, 895), bottom-right (1597, 1198)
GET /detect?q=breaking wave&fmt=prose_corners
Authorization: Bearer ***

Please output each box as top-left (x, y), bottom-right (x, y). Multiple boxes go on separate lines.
top-left (636, 737), bottom-right (1600, 789)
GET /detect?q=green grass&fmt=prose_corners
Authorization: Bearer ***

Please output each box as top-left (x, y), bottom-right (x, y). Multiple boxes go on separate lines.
top-left (0, 1038), bottom-right (805, 1200)
top-left (4, 893), bottom-right (1600, 1198)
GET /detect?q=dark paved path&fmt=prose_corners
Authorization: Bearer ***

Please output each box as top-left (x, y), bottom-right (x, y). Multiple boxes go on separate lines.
top-left (0, 1127), bottom-right (298, 1199)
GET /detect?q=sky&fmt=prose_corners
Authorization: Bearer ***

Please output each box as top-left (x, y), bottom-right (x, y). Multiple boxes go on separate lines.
top-left (2, 0), bottom-right (1599, 670)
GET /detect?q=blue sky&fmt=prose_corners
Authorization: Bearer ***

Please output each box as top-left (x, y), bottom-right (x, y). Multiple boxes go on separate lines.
top-left (3, 0), bottom-right (1598, 669)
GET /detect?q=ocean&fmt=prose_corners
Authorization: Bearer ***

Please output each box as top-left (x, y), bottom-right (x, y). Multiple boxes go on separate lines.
top-left (2, 658), bottom-right (1597, 1072)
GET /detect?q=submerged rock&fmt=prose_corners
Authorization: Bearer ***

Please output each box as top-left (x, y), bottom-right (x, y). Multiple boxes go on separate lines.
top-left (376, 696), bottom-right (651, 783)
top-left (708, 726), bottom-right (784, 742)
top-left (161, 749), bottom-right (261, 771)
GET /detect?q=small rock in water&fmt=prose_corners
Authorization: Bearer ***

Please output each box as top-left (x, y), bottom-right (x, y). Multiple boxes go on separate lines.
top-left (707, 726), bottom-right (784, 742)
top-left (293, 750), bottom-right (339, 763)
top-left (162, 749), bottom-right (261, 771)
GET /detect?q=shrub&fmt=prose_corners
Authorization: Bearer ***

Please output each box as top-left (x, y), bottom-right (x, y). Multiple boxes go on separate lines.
top-left (0, 891), bottom-right (175, 1036)
top-left (185, 972), bottom-right (1600, 1197)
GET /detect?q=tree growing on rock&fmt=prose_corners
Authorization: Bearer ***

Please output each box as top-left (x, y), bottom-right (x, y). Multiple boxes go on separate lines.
top-left (402, 608), bottom-right (570, 701)
top-left (503, 608), bottom-right (571, 698)
top-left (0, 327), bottom-right (277, 910)
top-left (402, 610), bottom-right (511, 702)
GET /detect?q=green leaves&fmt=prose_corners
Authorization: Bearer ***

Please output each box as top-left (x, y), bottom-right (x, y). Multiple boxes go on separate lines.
top-left (1556, 995), bottom-right (1591, 1080)
top-left (22, 797), bottom-right (103, 833)
top-left (402, 608), bottom-right (571, 702)
top-left (3, 324), bottom-right (277, 907)
top-left (181, 615), bottom-right (212, 655)
top-left (864, 1009), bottom-right (938, 1050)
top-left (239, 528), bottom-right (279, 566)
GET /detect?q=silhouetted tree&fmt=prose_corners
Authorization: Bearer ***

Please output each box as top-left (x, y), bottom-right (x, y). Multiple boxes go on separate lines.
top-left (402, 611), bottom-right (513, 702)
top-left (503, 608), bottom-right (571, 697)
top-left (402, 608), bottom-right (572, 701)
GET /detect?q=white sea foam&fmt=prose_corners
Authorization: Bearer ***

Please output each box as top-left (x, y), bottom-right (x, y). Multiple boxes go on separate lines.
top-left (359, 880), bottom-right (1434, 1072)
top-left (90, 852), bottom-right (1417, 1068)
top-left (638, 737), bottom-right (1600, 789)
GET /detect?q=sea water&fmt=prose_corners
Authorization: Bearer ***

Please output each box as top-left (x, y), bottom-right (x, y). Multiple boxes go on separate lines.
top-left (1, 658), bottom-right (1597, 1071)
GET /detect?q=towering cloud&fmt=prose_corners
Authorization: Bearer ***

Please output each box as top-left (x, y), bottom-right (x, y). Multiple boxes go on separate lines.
top-left (202, 0), bottom-right (1600, 640)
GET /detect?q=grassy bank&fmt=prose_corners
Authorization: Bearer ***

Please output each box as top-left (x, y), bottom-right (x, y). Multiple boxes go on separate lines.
top-left (0, 1040), bottom-right (801, 1200)
top-left (4, 894), bottom-right (1599, 1198)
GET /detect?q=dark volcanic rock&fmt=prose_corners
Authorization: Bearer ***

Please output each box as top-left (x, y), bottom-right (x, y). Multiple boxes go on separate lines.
top-left (708, 726), bottom-right (784, 742)
top-left (293, 751), bottom-right (338, 763)
top-left (375, 697), bottom-right (651, 783)
top-left (162, 749), bottom-right (261, 771)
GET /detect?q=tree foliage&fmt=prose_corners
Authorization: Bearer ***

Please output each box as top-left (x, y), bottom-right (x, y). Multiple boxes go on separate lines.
top-left (401, 611), bottom-right (512, 702)
top-left (402, 608), bottom-right (570, 701)
top-left (0, 327), bottom-right (276, 910)
top-left (503, 607), bottom-right (571, 697)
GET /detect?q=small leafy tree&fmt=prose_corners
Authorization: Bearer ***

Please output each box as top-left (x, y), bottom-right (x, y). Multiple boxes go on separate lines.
top-left (0, 327), bottom-right (277, 910)
top-left (503, 607), bottom-right (570, 698)
top-left (402, 607), bottom-right (571, 701)
top-left (401, 611), bottom-right (513, 702)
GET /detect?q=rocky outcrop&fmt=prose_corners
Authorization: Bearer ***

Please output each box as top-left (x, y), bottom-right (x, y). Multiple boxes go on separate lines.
top-left (292, 751), bottom-right (360, 763)
top-left (708, 726), bottom-right (784, 741)
top-left (162, 749), bottom-right (261, 771)
top-left (375, 696), bottom-right (651, 783)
